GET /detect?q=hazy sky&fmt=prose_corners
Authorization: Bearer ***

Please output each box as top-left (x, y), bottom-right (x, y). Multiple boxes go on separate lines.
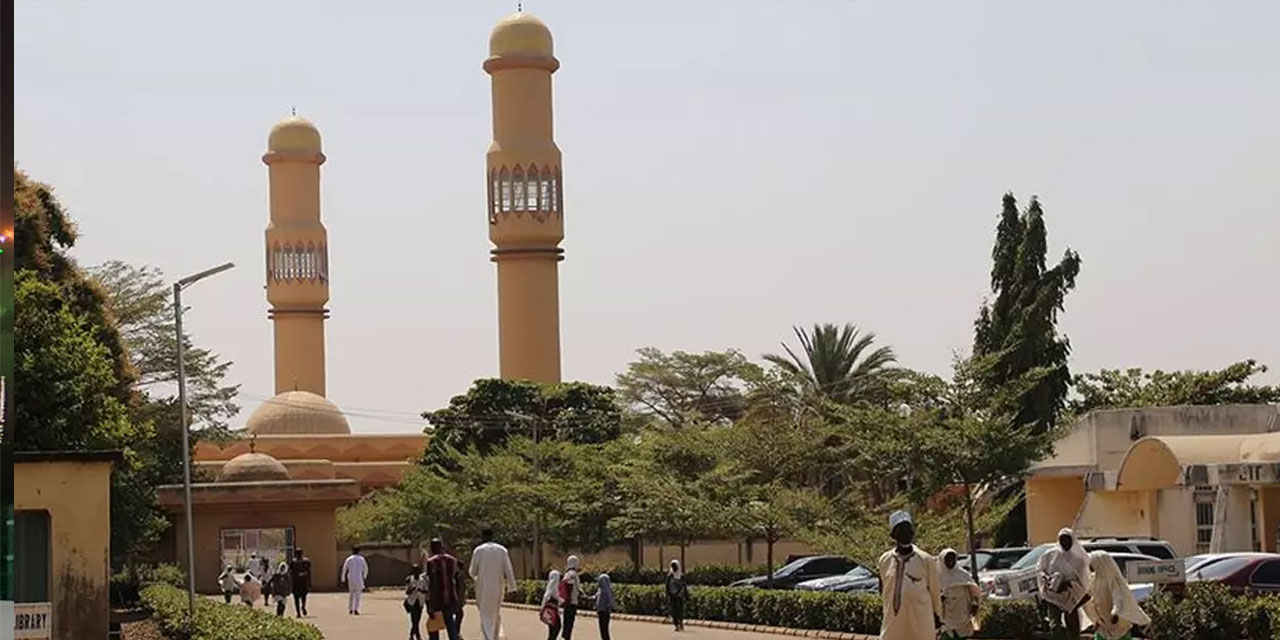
top-left (15, 1), bottom-right (1280, 433)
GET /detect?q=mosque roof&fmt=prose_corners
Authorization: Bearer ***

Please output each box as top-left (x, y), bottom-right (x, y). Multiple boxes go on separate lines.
top-left (490, 12), bottom-right (553, 57)
top-left (245, 390), bottom-right (352, 435)
top-left (218, 451), bottom-right (291, 483)
top-left (268, 115), bottom-right (322, 153)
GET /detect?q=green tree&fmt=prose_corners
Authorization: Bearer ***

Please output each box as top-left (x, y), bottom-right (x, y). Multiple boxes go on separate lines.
top-left (420, 378), bottom-right (623, 468)
top-left (731, 483), bottom-right (830, 580)
top-left (764, 323), bottom-right (897, 405)
top-left (616, 348), bottom-right (764, 428)
top-left (1070, 360), bottom-right (1280, 414)
top-left (89, 261), bottom-right (240, 435)
top-left (972, 194), bottom-right (1081, 434)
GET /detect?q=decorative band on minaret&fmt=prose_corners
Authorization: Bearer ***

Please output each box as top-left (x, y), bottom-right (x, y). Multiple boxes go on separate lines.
top-left (263, 115), bottom-right (330, 396)
top-left (485, 12), bottom-right (564, 384)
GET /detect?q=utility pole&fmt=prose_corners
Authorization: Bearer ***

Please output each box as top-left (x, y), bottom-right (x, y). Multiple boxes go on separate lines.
top-left (507, 409), bottom-right (543, 578)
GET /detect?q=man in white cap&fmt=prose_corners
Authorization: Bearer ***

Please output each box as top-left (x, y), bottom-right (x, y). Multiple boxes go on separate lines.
top-left (878, 510), bottom-right (941, 640)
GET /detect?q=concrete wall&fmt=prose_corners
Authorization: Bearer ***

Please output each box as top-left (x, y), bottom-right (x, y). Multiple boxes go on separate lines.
top-left (1158, 487), bottom-right (1196, 556)
top-left (174, 507), bottom-right (340, 593)
top-left (16, 460), bottom-right (113, 640)
top-left (504, 539), bottom-right (813, 579)
top-left (1026, 475), bottom-right (1087, 544)
top-left (1075, 490), bottom-right (1154, 539)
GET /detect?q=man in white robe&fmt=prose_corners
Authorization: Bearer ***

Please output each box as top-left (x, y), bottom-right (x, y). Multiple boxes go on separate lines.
top-left (878, 510), bottom-right (942, 640)
top-left (340, 546), bottom-right (369, 615)
top-left (470, 528), bottom-right (518, 640)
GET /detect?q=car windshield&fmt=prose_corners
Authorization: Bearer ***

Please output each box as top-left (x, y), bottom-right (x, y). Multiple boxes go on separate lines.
top-left (774, 557), bottom-right (814, 577)
top-left (843, 566), bottom-right (872, 579)
top-left (1184, 555), bottom-right (1213, 572)
top-left (1191, 556), bottom-right (1255, 581)
top-left (1010, 544), bottom-right (1052, 571)
top-left (964, 553), bottom-right (992, 570)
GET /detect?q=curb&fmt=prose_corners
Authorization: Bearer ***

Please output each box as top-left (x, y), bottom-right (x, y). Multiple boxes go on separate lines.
top-left (500, 602), bottom-right (878, 640)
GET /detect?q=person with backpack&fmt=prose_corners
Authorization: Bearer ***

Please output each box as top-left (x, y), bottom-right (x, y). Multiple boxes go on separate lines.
top-left (666, 559), bottom-right (689, 631)
top-left (540, 569), bottom-right (563, 640)
top-left (560, 556), bottom-right (582, 639)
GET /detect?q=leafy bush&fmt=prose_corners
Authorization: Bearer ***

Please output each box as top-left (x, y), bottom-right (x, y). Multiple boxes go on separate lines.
top-left (140, 584), bottom-right (322, 640)
top-left (112, 564), bottom-right (187, 608)
top-left (580, 564), bottom-right (762, 587)
top-left (1245, 596), bottom-right (1280, 640)
top-left (505, 580), bottom-right (1055, 638)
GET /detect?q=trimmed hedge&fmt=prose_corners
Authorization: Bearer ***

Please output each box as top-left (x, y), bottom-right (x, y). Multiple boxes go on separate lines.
top-left (140, 584), bottom-right (322, 640)
top-left (113, 563), bottom-right (187, 607)
top-left (581, 564), bottom-right (763, 587)
top-left (506, 579), bottom-right (1035, 638)
top-left (1146, 582), bottom-right (1280, 640)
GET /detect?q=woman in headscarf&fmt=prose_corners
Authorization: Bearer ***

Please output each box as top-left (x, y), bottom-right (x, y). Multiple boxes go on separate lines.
top-left (1037, 528), bottom-right (1092, 637)
top-left (1083, 552), bottom-right (1150, 640)
top-left (938, 549), bottom-right (981, 639)
top-left (665, 559), bottom-right (689, 632)
top-left (218, 564), bottom-right (239, 604)
top-left (540, 569), bottom-right (563, 640)
top-left (268, 562), bottom-right (292, 617)
top-left (561, 556), bottom-right (582, 639)
top-left (595, 572), bottom-right (615, 640)
top-left (239, 571), bottom-right (262, 606)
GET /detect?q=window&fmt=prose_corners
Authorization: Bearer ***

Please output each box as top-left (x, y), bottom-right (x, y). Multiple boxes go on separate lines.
top-left (1195, 487), bottom-right (1216, 554)
top-left (1137, 545), bottom-right (1175, 560)
top-left (14, 510), bottom-right (50, 603)
top-left (220, 527), bottom-right (295, 572)
top-left (539, 166), bottom-right (551, 212)
top-left (499, 167), bottom-right (512, 212)
top-left (525, 165), bottom-right (539, 211)
top-left (512, 166), bottom-right (525, 212)
top-left (489, 169), bottom-right (499, 221)
top-left (1251, 560), bottom-right (1280, 587)
top-left (1252, 490), bottom-right (1261, 552)
top-left (553, 168), bottom-right (562, 213)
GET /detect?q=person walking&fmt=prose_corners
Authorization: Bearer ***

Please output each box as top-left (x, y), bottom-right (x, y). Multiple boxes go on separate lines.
top-left (289, 548), bottom-right (313, 617)
top-left (560, 556), bottom-right (582, 639)
top-left (405, 564), bottom-right (428, 640)
top-left (218, 564), bottom-right (239, 604)
top-left (938, 548), bottom-right (981, 640)
top-left (341, 546), bottom-right (370, 615)
top-left (469, 528), bottom-right (518, 640)
top-left (595, 572), bottom-right (615, 640)
top-left (425, 538), bottom-right (464, 640)
top-left (268, 562), bottom-right (292, 617)
top-left (1083, 551), bottom-right (1149, 640)
top-left (877, 511), bottom-right (942, 640)
top-left (239, 572), bottom-right (262, 606)
top-left (260, 555), bottom-right (273, 606)
top-left (539, 569), bottom-right (563, 640)
top-left (1037, 528), bottom-right (1091, 638)
top-left (665, 559), bottom-right (689, 632)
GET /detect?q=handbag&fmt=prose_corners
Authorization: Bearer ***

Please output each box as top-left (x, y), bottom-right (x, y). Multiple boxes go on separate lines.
top-left (540, 602), bottom-right (560, 627)
top-left (426, 612), bottom-right (446, 632)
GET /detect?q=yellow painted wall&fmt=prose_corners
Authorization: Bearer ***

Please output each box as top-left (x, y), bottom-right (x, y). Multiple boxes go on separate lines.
top-left (173, 507), bottom-right (340, 593)
top-left (1026, 475), bottom-right (1086, 544)
top-left (1158, 487), bottom-right (1196, 555)
top-left (15, 460), bottom-right (113, 640)
top-left (1074, 490), bottom-right (1153, 539)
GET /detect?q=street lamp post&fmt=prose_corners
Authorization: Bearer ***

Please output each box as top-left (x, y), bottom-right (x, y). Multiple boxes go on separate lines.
top-left (506, 410), bottom-right (542, 578)
top-left (174, 262), bottom-right (234, 617)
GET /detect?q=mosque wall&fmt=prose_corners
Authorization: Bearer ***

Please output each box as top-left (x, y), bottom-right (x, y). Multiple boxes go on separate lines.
top-left (15, 457), bottom-right (115, 640)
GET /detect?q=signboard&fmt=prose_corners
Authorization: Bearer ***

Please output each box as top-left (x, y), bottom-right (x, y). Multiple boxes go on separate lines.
top-left (1127, 559), bottom-right (1186, 584)
top-left (1006, 569), bottom-right (1041, 599)
top-left (14, 602), bottom-right (51, 639)
top-left (1211, 463), bottom-right (1280, 486)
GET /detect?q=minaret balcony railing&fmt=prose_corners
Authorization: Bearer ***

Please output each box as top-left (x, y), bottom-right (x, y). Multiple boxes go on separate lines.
top-left (268, 242), bottom-right (329, 283)
top-left (488, 164), bottom-right (562, 223)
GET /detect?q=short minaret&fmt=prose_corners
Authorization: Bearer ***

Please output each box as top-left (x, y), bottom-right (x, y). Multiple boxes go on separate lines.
top-left (262, 115), bottom-right (330, 396)
top-left (485, 11), bottom-right (564, 383)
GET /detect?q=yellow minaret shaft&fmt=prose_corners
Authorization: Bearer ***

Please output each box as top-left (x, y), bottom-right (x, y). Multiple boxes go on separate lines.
top-left (262, 116), bottom-right (330, 396)
top-left (485, 12), bottom-right (564, 383)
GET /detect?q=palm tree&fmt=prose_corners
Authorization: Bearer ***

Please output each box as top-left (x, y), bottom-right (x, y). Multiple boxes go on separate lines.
top-left (764, 323), bottom-right (897, 405)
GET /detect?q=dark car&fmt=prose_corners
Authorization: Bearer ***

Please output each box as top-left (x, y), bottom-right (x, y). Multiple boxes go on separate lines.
top-left (1180, 553), bottom-right (1280, 596)
top-left (729, 555), bottom-right (861, 590)
top-left (961, 548), bottom-right (1033, 573)
top-left (794, 564), bottom-right (879, 593)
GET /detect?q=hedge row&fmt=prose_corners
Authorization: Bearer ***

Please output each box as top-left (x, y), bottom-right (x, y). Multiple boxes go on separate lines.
top-left (140, 584), bottom-right (322, 640)
top-left (112, 563), bottom-right (186, 607)
top-left (506, 580), bottom-right (1037, 639)
top-left (575, 564), bottom-right (763, 587)
top-left (1146, 582), bottom-right (1280, 640)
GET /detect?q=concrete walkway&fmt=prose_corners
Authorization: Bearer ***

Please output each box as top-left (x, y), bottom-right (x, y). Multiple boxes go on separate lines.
top-left (286, 590), bottom-right (836, 640)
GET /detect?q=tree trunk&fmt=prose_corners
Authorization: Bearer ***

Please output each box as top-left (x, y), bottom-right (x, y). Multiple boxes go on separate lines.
top-left (963, 480), bottom-right (979, 583)
top-left (766, 537), bottom-right (775, 581)
top-left (680, 543), bottom-right (687, 570)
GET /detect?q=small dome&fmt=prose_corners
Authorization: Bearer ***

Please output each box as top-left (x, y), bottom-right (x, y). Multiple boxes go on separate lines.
top-left (268, 116), bottom-right (322, 153)
top-left (245, 391), bottom-right (351, 435)
top-left (219, 452), bottom-right (290, 482)
top-left (489, 12), bottom-right (553, 57)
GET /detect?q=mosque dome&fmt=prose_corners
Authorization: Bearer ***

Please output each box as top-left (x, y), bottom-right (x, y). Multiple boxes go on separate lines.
top-left (489, 12), bottom-right (553, 57)
top-left (245, 390), bottom-right (351, 435)
top-left (268, 116), bottom-right (322, 153)
top-left (218, 451), bottom-right (290, 482)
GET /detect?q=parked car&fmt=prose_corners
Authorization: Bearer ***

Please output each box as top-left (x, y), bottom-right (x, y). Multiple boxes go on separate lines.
top-left (961, 547), bottom-right (1033, 573)
top-left (795, 564), bottom-right (879, 593)
top-left (985, 545), bottom-right (1166, 600)
top-left (980, 538), bottom-right (1176, 596)
top-left (729, 555), bottom-right (861, 590)
top-left (1130, 553), bottom-right (1280, 602)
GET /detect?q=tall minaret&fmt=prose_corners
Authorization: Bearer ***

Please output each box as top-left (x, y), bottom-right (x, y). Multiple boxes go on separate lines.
top-left (485, 11), bottom-right (564, 383)
top-left (262, 115), bottom-right (330, 396)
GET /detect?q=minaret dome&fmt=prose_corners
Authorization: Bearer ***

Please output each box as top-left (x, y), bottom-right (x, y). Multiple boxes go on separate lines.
top-left (489, 12), bottom-right (554, 57)
top-left (268, 116), bottom-right (323, 154)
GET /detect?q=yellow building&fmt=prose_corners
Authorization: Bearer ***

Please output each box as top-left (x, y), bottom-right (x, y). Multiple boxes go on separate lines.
top-left (15, 450), bottom-right (122, 640)
top-left (1027, 404), bottom-right (1280, 556)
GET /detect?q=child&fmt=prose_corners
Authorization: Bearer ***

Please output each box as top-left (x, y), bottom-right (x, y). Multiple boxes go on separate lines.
top-left (938, 549), bottom-right (981, 639)
top-left (596, 572), bottom-right (615, 640)
top-left (239, 572), bottom-right (262, 606)
top-left (540, 570), bottom-right (563, 640)
top-left (268, 562), bottom-right (292, 617)
top-left (218, 565), bottom-right (239, 604)
top-left (1083, 551), bottom-right (1150, 640)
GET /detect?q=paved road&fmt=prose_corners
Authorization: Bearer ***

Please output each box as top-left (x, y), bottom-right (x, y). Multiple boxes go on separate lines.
top-left (286, 590), bottom-right (795, 640)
